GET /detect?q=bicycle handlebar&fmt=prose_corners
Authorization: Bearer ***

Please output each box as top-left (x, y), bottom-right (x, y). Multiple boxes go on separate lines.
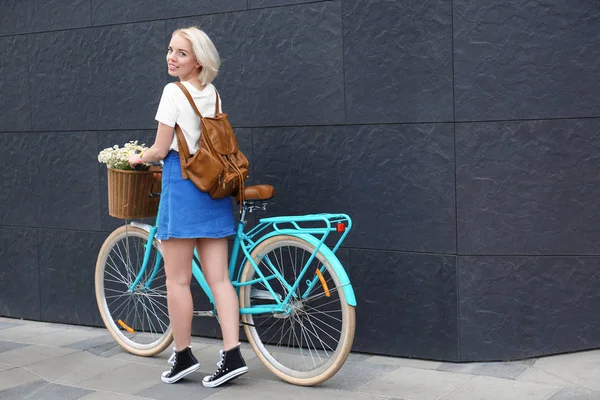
top-left (133, 160), bottom-right (164, 170)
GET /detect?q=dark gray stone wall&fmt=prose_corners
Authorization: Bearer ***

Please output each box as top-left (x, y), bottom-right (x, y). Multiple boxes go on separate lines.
top-left (1, 0), bottom-right (599, 362)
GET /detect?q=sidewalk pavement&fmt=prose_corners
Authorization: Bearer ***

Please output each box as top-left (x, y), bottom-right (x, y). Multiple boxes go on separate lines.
top-left (0, 317), bottom-right (599, 400)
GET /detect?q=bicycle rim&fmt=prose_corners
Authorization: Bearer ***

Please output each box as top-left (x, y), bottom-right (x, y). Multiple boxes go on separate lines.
top-left (240, 235), bottom-right (355, 386)
top-left (95, 225), bottom-right (173, 356)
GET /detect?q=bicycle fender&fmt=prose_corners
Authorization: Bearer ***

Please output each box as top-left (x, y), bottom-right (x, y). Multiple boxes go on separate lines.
top-left (130, 222), bottom-right (161, 243)
top-left (253, 232), bottom-right (357, 307)
top-left (130, 222), bottom-right (152, 234)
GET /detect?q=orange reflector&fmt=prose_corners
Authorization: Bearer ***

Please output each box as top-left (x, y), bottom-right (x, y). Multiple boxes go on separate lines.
top-left (315, 269), bottom-right (330, 297)
top-left (117, 319), bottom-right (135, 334)
top-left (336, 223), bottom-right (345, 232)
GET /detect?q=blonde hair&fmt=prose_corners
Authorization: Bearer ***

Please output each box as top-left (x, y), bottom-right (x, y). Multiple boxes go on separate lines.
top-left (171, 27), bottom-right (221, 85)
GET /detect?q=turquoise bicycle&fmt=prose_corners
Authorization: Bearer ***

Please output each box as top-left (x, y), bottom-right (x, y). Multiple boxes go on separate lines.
top-left (95, 184), bottom-right (356, 386)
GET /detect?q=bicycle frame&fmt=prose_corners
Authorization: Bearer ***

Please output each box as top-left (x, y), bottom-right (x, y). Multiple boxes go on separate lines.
top-left (127, 203), bottom-right (356, 318)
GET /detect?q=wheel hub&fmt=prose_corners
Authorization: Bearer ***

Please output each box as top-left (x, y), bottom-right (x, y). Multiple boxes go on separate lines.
top-left (273, 300), bottom-right (305, 319)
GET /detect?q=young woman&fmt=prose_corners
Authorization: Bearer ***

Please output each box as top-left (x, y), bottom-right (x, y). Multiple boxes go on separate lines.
top-left (128, 27), bottom-right (248, 388)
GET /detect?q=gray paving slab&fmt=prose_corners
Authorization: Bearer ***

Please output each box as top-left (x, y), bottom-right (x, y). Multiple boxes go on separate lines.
top-left (15, 328), bottom-right (109, 347)
top-left (108, 347), bottom-right (173, 368)
top-left (345, 352), bottom-right (372, 362)
top-left (242, 347), bottom-right (320, 371)
top-left (135, 373), bottom-right (228, 400)
top-left (517, 366), bottom-right (575, 387)
top-left (190, 336), bottom-right (224, 346)
top-left (80, 392), bottom-right (154, 400)
top-left (201, 377), bottom-right (308, 400)
top-left (0, 317), bottom-right (22, 323)
top-left (0, 380), bottom-right (48, 400)
top-left (0, 321), bottom-right (22, 331)
top-left (0, 340), bottom-right (29, 354)
top-left (0, 367), bottom-right (41, 391)
top-left (365, 355), bottom-right (442, 370)
top-left (65, 333), bottom-right (120, 351)
top-left (298, 387), bottom-right (390, 400)
top-left (437, 360), bottom-right (530, 380)
top-left (0, 323), bottom-right (65, 342)
top-left (0, 362), bottom-right (13, 372)
top-left (521, 358), bottom-right (538, 366)
top-left (0, 344), bottom-right (78, 367)
top-left (438, 375), bottom-right (560, 400)
top-left (87, 341), bottom-right (125, 357)
top-left (318, 360), bottom-right (402, 391)
top-left (11, 382), bottom-right (92, 400)
top-left (356, 367), bottom-right (471, 400)
top-left (24, 349), bottom-right (128, 385)
top-left (547, 386), bottom-right (600, 400)
top-left (533, 349), bottom-right (600, 392)
top-left (74, 362), bottom-right (167, 395)
top-left (243, 356), bottom-right (399, 391)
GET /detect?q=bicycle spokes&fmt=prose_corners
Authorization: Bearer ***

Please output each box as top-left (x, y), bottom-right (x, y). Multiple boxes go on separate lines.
top-left (100, 230), bottom-right (169, 347)
top-left (240, 236), bottom-right (354, 382)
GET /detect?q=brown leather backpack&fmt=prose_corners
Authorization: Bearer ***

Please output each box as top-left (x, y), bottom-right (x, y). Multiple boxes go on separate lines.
top-left (173, 82), bottom-right (249, 202)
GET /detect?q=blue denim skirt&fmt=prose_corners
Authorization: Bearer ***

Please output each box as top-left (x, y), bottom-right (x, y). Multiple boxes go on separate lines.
top-left (156, 151), bottom-right (236, 240)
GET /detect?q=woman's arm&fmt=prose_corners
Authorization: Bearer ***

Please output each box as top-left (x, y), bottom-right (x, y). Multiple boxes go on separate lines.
top-left (129, 122), bottom-right (174, 165)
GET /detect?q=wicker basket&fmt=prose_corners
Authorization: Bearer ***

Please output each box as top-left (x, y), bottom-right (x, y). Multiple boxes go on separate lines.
top-left (107, 168), bottom-right (162, 219)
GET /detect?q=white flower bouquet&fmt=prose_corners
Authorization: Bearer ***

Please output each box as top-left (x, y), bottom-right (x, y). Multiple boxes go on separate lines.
top-left (98, 141), bottom-right (149, 171)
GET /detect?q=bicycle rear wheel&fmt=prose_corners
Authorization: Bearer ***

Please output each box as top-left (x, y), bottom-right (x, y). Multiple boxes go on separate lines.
top-left (95, 225), bottom-right (173, 356)
top-left (239, 235), bottom-right (355, 386)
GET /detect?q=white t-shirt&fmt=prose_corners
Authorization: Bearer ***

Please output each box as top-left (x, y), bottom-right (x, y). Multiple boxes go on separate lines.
top-left (154, 81), bottom-right (223, 155)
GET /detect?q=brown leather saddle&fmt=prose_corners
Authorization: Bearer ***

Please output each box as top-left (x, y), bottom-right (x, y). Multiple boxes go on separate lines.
top-left (237, 184), bottom-right (275, 202)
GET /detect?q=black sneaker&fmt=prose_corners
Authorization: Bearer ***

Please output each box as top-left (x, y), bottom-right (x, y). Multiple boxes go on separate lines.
top-left (202, 344), bottom-right (249, 388)
top-left (161, 346), bottom-right (201, 384)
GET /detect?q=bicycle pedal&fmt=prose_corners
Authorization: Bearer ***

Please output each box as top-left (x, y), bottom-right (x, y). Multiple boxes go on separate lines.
top-left (193, 311), bottom-right (215, 317)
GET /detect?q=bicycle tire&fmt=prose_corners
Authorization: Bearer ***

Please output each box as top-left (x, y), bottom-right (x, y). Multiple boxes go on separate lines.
top-left (239, 234), bottom-right (355, 386)
top-left (95, 225), bottom-right (173, 356)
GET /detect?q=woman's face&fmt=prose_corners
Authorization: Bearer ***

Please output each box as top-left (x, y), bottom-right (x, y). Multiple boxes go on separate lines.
top-left (166, 33), bottom-right (200, 79)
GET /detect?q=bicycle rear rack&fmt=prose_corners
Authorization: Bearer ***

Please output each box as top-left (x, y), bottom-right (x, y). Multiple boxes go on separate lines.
top-left (245, 213), bottom-right (352, 255)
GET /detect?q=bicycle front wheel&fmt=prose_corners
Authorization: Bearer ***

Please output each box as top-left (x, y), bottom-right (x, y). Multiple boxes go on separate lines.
top-left (95, 225), bottom-right (173, 356)
top-left (239, 235), bottom-right (355, 386)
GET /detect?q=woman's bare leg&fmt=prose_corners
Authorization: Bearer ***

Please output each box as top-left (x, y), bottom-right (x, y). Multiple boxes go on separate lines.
top-left (161, 238), bottom-right (196, 351)
top-left (196, 237), bottom-right (239, 350)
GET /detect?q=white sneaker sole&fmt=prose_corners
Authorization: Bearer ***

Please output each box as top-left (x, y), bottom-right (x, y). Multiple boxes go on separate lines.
top-left (202, 366), bottom-right (249, 388)
top-left (161, 363), bottom-right (201, 384)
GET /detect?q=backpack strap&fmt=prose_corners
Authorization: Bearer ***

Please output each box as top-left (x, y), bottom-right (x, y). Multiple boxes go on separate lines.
top-left (214, 87), bottom-right (220, 115)
top-left (173, 125), bottom-right (191, 179)
top-left (173, 82), bottom-right (204, 179)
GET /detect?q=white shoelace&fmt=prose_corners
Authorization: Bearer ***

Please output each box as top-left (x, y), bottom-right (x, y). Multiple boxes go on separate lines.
top-left (209, 350), bottom-right (226, 379)
top-left (167, 346), bottom-right (193, 366)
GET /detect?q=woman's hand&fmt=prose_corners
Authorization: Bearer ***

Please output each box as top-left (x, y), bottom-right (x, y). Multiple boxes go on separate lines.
top-left (128, 152), bottom-right (144, 169)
